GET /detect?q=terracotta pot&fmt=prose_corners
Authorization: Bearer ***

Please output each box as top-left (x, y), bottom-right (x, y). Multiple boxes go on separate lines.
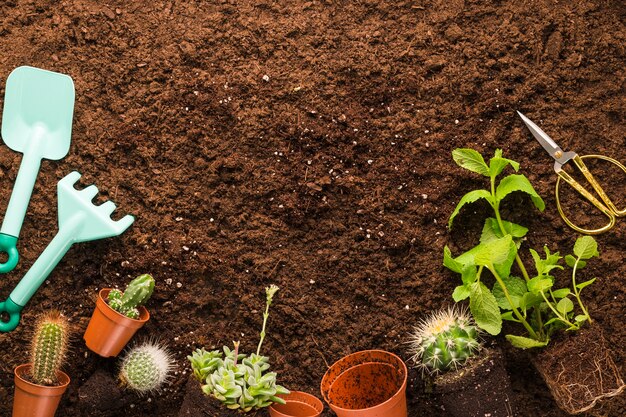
top-left (83, 288), bottom-right (149, 357)
top-left (13, 364), bottom-right (70, 417)
top-left (434, 347), bottom-right (515, 417)
top-left (269, 391), bottom-right (323, 417)
top-left (532, 324), bottom-right (625, 414)
top-left (320, 350), bottom-right (407, 417)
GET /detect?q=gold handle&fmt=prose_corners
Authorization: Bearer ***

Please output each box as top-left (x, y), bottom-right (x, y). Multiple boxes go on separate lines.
top-left (556, 155), bottom-right (617, 235)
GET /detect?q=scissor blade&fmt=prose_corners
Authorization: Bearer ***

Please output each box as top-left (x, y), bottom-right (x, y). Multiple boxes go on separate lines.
top-left (517, 111), bottom-right (564, 161)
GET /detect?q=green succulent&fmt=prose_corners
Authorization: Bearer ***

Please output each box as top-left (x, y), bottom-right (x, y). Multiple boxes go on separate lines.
top-left (108, 274), bottom-right (155, 319)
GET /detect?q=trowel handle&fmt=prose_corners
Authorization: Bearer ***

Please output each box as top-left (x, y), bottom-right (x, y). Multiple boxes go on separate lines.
top-left (0, 143), bottom-right (44, 273)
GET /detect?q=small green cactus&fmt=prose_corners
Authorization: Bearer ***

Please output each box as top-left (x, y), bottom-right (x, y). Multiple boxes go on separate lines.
top-left (187, 285), bottom-right (289, 412)
top-left (409, 307), bottom-right (481, 375)
top-left (30, 311), bottom-right (69, 385)
top-left (108, 274), bottom-right (155, 319)
top-left (119, 341), bottom-right (173, 393)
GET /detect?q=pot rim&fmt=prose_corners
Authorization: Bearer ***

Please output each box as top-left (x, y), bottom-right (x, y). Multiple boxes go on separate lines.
top-left (320, 350), bottom-right (407, 413)
top-left (14, 363), bottom-right (70, 392)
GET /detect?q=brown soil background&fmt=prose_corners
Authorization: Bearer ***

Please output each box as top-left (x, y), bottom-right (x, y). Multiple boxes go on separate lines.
top-left (0, 1), bottom-right (624, 416)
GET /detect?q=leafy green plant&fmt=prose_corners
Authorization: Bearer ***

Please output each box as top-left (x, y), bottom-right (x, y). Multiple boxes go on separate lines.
top-left (408, 306), bottom-right (481, 374)
top-left (445, 148), bottom-right (599, 349)
top-left (30, 311), bottom-right (69, 385)
top-left (119, 341), bottom-right (173, 393)
top-left (108, 274), bottom-right (155, 319)
top-left (187, 285), bottom-right (289, 412)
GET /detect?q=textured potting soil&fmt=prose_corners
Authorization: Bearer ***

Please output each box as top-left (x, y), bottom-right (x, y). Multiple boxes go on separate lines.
top-left (0, 1), bottom-right (624, 416)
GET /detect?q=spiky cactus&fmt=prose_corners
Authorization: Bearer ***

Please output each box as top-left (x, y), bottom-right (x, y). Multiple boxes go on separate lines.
top-left (30, 311), bottom-right (69, 385)
top-left (119, 341), bottom-right (173, 393)
top-left (409, 307), bottom-right (481, 375)
top-left (108, 274), bottom-right (155, 319)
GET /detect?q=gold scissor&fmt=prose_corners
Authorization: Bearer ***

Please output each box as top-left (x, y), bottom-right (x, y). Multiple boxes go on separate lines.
top-left (518, 112), bottom-right (626, 235)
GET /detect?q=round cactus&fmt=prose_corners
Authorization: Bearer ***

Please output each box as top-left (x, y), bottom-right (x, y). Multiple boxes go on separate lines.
top-left (119, 341), bottom-right (173, 393)
top-left (409, 306), bottom-right (481, 375)
top-left (30, 311), bottom-right (69, 385)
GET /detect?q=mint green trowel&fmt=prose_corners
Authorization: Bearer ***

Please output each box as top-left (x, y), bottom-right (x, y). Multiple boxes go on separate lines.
top-left (0, 66), bottom-right (75, 273)
top-left (0, 171), bottom-right (134, 332)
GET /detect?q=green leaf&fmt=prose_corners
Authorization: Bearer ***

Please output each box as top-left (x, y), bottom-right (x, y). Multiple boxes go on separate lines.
top-left (556, 298), bottom-right (574, 315)
top-left (448, 190), bottom-right (493, 229)
top-left (443, 246), bottom-right (463, 273)
top-left (530, 246), bottom-right (563, 277)
top-left (461, 266), bottom-right (478, 286)
top-left (480, 218), bottom-right (528, 243)
top-left (501, 311), bottom-right (519, 322)
top-left (573, 236), bottom-right (599, 260)
top-left (527, 276), bottom-right (553, 295)
top-left (489, 149), bottom-right (520, 177)
top-left (505, 334), bottom-right (548, 349)
top-left (564, 254), bottom-right (586, 269)
top-left (474, 235), bottom-right (515, 268)
top-left (469, 281), bottom-right (502, 335)
top-left (492, 276), bottom-right (527, 310)
top-left (495, 174), bottom-right (545, 211)
top-left (520, 292), bottom-right (544, 310)
top-left (452, 285), bottom-right (471, 302)
top-left (452, 148), bottom-right (490, 177)
top-left (551, 288), bottom-right (571, 299)
top-left (576, 278), bottom-right (596, 291)
top-left (575, 314), bottom-right (589, 323)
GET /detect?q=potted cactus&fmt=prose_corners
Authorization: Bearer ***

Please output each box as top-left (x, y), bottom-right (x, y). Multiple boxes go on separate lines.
top-left (182, 285), bottom-right (290, 415)
top-left (84, 273), bottom-right (155, 357)
top-left (408, 307), bottom-right (515, 416)
top-left (13, 311), bottom-right (71, 417)
top-left (119, 340), bottom-right (174, 393)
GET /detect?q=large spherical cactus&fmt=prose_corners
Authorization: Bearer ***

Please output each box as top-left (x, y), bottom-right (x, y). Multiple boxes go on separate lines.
top-left (119, 341), bottom-right (173, 393)
top-left (409, 307), bottom-right (481, 375)
top-left (30, 311), bottom-right (69, 385)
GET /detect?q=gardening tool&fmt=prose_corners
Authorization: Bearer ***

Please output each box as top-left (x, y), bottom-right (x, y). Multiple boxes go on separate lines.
top-left (0, 66), bottom-right (75, 273)
top-left (0, 171), bottom-right (134, 332)
top-left (518, 111), bottom-right (626, 235)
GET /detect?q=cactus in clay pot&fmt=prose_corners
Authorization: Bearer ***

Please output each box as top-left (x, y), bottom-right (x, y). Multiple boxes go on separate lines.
top-left (30, 311), bottom-right (69, 385)
top-left (409, 306), bottom-right (481, 375)
top-left (119, 341), bottom-right (173, 393)
top-left (107, 274), bottom-right (155, 319)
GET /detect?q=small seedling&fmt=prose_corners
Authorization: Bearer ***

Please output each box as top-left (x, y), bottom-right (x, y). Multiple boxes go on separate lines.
top-left (30, 311), bottom-right (69, 385)
top-left (108, 274), bottom-right (155, 319)
top-left (409, 307), bottom-right (481, 375)
top-left (445, 148), bottom-right (599, 348)
top-left (188, 285), bottom-right (289, 412)
top-left (119, 341), bottom-right (173, 393)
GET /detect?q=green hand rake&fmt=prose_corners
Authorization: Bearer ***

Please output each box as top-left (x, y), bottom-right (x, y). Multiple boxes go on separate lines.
top-left (0, 171), bottom-right (134, 332)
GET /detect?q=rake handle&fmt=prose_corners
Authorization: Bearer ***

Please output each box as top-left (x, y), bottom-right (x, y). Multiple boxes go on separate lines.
top-left (0, 134), bottom-right (45, 274)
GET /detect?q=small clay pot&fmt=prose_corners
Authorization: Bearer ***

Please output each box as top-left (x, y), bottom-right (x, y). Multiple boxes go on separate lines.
top-left (320, 350), bottom-right (407, 417)
top-left (83, 288), bottom-right (149, 357)
top-left (269, 391), bottom-right (323, 417)
top-left (13, 363), bottom-right (70, 417)
top-left (532, 324), bottom-right (626, 414)
top-left (433, 347), bottom-right (515, 417)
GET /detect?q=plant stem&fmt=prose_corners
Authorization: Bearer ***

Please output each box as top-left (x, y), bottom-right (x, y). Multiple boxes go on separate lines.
top-left (571, 257), bottom-right (592, 323)
top-left (490, 177), bottom-right (543, 337)
top-left (540, 292), bottom-right (576, 328)
top-left (256, 306), bottom-right (271, 356)
top-left (233, 341), bottom-right (240, 366)
top-left (489, 265), bottom-right (539, 340)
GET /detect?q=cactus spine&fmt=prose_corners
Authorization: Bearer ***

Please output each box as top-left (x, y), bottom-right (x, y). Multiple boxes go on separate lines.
top-left (108, 274), bottom-right (155, 319)
top-left (409, 307), bottom-right (481, 375)
top-left (120, 341), bottom-right (173, 393)
top-left (30, 311), bottom-right (69, 385)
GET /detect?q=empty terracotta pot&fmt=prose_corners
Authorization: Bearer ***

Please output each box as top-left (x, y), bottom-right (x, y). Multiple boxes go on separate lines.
top-left (320, 350), bottom-right (407, 417)
top-left (83, 288), bottom-right (149, 357)
top-left (269, 391), bottom-right (324, 417)
top-left (13, 364), bottom-right (70, 417)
